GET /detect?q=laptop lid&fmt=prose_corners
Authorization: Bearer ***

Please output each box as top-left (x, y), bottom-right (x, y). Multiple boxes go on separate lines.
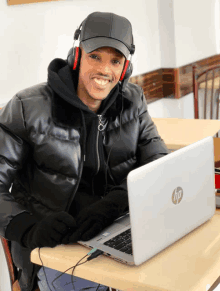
top-left (127, 136), bottom-right (215, 265)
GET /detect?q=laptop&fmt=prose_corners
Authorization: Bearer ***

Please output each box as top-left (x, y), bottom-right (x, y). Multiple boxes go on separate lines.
top-left (78, 136), bottom-right (216, 266)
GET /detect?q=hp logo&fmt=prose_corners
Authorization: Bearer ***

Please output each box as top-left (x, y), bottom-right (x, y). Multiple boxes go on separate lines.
top-left (172, 187), bottom-right (183, 204)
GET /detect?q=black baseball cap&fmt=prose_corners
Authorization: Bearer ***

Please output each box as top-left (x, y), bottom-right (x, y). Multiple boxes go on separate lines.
top-left (79, 12), bottom-right (135, 59)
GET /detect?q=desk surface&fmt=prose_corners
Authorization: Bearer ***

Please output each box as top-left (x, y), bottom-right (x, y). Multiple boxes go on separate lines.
top-left (31, 211), bottom-right (220, 291)
top-left (200, 77), bottom-right (220, 89)
top-left (152, 118), bottom-right (220, 150)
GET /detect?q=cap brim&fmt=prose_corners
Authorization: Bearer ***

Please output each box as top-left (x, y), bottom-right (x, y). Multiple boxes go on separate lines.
top-left (81, 37), bottom-right (130, 59)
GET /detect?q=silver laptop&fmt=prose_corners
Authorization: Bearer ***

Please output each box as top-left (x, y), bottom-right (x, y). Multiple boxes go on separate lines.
top-left (78, 136), bottom-right (216, 266)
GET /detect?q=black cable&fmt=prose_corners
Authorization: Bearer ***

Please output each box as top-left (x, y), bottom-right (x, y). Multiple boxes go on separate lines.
top-left (80, 285), bottom-right (100, 291)
top-left (38, 247), bottom-right (104, 291)
top-left (104, 87), bottom-right (124, 197)
top-left (57, 260), bottom-right (88, 290)
top-left (38, 247), bottom-right (53, 291)
top-left (70, 253), bottom-right (89, 290)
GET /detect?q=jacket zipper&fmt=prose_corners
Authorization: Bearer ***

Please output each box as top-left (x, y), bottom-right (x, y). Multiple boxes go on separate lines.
top-left (96, 114), bottom-right (105, 174)
top-left (92, 115), bottom-right (105, 196)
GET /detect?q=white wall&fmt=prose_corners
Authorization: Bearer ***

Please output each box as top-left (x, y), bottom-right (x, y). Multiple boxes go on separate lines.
top-left (0, 240), bottom-right (12, 291)
top-left (157, 0), bottom-right (219, 68)
top-left (158, 0), bottom-right (176, 68)
top-left (173, 0), bottom-right (218, 67)
top-left (148, 93), bottom-right (194, 119)
top-left (1, 0), bottom-right (220, 113)
top-left (0, 0), bottom-right (161, 105)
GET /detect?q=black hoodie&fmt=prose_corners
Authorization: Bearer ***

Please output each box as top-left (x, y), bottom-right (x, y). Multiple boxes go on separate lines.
top-left (48, 58), bottom-right (125, 217)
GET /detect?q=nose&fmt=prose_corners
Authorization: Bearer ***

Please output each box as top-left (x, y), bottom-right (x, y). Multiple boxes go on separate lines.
top-left (99, 61), bottom-right (111, 76)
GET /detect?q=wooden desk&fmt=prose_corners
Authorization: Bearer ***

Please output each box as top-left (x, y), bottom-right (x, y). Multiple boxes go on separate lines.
top-left (152, 118), bottom-right (220, 150)
top-left (200, 77), bottom-right (220, 89)
top-left (31, 211), bottom-right (220, 291)
top-left (152, 118), bottom-right (220, 166)
top-left (31, 118), bottom-right (220, 290)
top-left (214, 138), bottom-right (220, 167)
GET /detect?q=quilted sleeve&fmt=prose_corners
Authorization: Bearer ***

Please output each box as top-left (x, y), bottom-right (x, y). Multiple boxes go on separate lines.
top-left (0, 96), bottom-right (37, 240)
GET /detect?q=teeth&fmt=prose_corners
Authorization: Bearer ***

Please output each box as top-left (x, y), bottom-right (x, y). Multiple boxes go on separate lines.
top-left (94, 78), bottom-right (109, 85)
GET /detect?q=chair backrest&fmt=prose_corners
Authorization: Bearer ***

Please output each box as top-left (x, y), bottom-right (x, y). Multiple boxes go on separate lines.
top-left (0, 237), bottom-right (41, 291)
top-left (0, 236), bottom-right (18, 291)
top-left (193, 64), bottom-right (220, 120)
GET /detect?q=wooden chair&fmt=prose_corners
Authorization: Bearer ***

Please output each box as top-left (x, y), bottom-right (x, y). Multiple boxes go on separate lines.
top-left (0, 236), bottom-right (40, 291)
top-left (193, 64), bottom-right (220, 137)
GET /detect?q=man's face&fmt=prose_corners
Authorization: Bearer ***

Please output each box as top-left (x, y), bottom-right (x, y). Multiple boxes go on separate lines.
top-left (77, 46), bottom-right (126, 103)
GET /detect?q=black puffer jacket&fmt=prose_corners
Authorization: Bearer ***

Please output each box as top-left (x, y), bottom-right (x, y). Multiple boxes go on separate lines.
top-left (0, 58), bottom-right (169, 291)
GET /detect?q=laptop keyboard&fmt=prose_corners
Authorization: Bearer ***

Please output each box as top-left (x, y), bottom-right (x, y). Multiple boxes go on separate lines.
top-left (103, 228), bottom-right (133, 255)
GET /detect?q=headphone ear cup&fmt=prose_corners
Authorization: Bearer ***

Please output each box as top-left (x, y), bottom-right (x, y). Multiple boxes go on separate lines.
top-left (73, 47), bottom-right (81, 70)
top-left (67, 47), bottom-right (81, 70)
top-left (120, 61), bottom-right (133, 81)
top-left (123, 62), bottom-right (133, 80)
top-left (67, 47), bottom-right (74, 68)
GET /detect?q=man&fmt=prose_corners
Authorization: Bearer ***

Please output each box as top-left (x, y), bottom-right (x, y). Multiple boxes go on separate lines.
top-left (0, 11), bottom-right (169, 291)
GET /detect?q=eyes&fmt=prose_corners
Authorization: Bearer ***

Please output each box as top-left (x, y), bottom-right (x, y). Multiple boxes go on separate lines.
top-left (88, 53), bottom-right (122, 66)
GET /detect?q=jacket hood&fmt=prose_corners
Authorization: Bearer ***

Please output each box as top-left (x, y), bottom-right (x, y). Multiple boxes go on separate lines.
top-left (47, 58), bottom-right (120, 115)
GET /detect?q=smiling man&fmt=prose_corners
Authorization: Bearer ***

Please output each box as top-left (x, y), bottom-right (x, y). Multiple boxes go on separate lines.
top-left (0, 11), bottom-right (169, 291)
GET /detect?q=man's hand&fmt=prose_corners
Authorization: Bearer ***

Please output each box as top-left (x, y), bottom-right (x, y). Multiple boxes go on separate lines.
top-left (68, 190), bottom-right (128, 242)
top-left (68, 207), bottom-right (112, 242)
top-left (21, 211), bottom-right (77, 250)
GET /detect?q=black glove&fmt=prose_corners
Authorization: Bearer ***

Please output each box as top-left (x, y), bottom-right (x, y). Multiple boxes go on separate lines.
top-left (68, 190), bottom-right (129, 242)
top-left (21, 211), bottom-right (77, 250)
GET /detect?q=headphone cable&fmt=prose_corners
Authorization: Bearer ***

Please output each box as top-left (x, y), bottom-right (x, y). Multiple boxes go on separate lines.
top-left (104, 86), bottom-right (124, 197)
top-left (38, 247), bottom-right (103, 291)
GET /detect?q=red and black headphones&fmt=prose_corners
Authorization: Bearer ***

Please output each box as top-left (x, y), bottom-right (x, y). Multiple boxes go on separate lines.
top-left (67, 24), bottom-right (135, 82)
